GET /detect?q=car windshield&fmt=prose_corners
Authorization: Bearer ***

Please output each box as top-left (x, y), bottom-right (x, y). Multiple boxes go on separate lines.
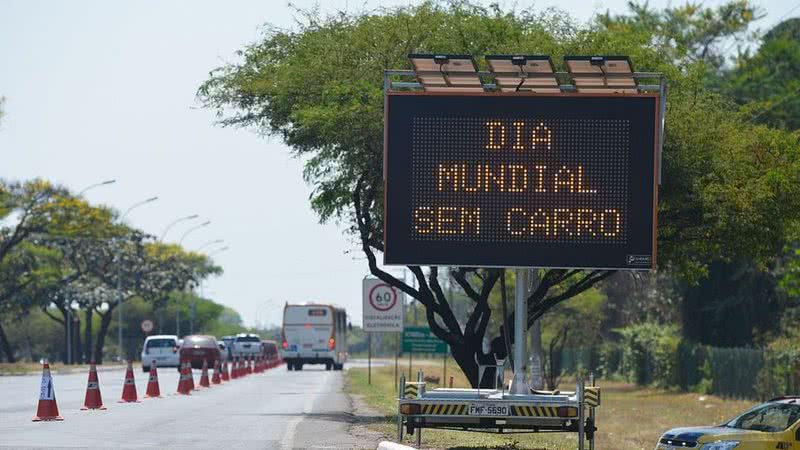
top-left (146, 338), bottom-right (176, 348)
top-left (726, 403), bottom-right (800, 432)
top-left (236, 336), bottom-right (260, 342)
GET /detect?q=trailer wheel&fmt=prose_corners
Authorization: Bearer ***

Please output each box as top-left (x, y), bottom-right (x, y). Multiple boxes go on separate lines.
top-left (586, 416), bottom-right (596, 440)
top-left (406, 420), bottom-right (415, 436)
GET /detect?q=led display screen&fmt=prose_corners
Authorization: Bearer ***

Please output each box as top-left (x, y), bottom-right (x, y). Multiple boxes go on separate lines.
top-left (384, 93), bottom-right (659, 269)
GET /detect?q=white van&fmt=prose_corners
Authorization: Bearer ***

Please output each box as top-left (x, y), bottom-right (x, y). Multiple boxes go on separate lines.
top-left (281, 303), bottom-right (347, 371)
top-left (141, 335), bottom-right (180, 372)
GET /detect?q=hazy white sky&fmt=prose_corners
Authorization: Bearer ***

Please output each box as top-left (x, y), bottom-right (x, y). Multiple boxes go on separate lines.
top-left (1, 0), bottom-right (795, 327)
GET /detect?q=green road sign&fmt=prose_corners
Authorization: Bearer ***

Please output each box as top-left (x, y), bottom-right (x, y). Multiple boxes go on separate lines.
top-left (402, 326), bottom-right (448, 354)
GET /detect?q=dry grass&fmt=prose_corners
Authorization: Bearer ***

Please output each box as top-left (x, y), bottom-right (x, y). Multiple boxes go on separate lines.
top-left (347, 358), bottom-right (756, 450)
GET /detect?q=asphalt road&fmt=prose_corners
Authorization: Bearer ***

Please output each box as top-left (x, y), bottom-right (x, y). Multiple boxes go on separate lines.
top-left (0, 361), bottom-right (378, 449)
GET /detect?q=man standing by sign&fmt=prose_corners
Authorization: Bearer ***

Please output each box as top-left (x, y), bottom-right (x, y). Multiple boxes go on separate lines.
top-left (363, 278), bottom-right (405, 384)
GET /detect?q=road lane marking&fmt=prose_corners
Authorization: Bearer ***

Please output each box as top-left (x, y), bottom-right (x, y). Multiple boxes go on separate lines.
top-left (281, 372), bottom-right (330, 450)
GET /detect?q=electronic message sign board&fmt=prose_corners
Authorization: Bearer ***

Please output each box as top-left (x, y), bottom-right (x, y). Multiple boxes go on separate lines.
top-left (384, 92), bottom-right (659, 270)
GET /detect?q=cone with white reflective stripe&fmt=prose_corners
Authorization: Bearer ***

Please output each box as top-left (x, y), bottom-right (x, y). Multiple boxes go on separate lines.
top-left (198, 359), bottom-right (210, 388)
top-left (119, 360), bottom-right (140, 403)
top-left (175, 359), bottom-right (192, 395)
top-left (144, 360), bottom-right (161, 398)
top-left (81, 361), bottom-right (106, 410)
top-left (212, 359), bottom-right (221, 384)
top-left (32, 360), bottom-right (63, 421)
top-left (220, 359), bottom-right (230, 382)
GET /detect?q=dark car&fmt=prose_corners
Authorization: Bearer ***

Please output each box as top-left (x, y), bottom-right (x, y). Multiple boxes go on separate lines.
top-left (179, 335), bottom-right (221, 370)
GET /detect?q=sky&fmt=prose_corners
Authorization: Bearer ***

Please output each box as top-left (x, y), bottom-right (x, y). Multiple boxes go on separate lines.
top-left (0, 0), bottom-right (796, 328)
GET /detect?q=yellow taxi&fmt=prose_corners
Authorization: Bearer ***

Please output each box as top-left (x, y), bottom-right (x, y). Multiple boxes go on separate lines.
top-left (655, 396), bottom-right (800, 450)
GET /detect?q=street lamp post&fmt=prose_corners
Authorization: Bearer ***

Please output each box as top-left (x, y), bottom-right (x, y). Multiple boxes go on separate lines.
top-left (195, 246), bottom-right (229, 332)
top-left (160, 214), bottom-right (199, 241)
top-left (196, 239), bottom-right (224, 252)
top-left (178, 221), bottom-right (210, 334)
top-left (78, 179), bottom-right (116, 196)
top-left (117, 196), bottom-right (158, 361)
top-left (67, 179), bottom-right (116, 364)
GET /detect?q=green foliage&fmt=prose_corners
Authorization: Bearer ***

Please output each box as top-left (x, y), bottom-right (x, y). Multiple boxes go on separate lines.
top-left (754, 335), bottom-right (800, 400)
top-left (616, 322), bottom-right (681, 387)
top-left (597, 0), bottom-right (760, 70)
top-left (200, 0), bottom-right (800, 284)
top-left (681, 262), bottom-right (786, 347)
top-left (723, 18), bottom-right (800, 130)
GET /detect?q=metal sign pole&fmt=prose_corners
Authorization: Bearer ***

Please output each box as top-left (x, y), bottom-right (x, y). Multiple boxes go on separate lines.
top-left (408, 349), bottom-right (412, 379)
top-left (511, 268), bottom-right (529, 394)
top-left (368, 332), bottom-right (372, 385)
top-left (395, 334), bottom-right (399, 388)
top-left (443, 352), bottom-right (447, 385)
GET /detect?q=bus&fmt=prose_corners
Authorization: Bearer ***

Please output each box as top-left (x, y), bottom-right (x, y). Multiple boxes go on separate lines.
top-left (281, 303), bottom-right (348, 371)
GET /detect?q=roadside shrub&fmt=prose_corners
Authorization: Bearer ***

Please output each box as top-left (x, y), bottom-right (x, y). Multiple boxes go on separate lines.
top-left (616, 323), bottom-right (681, 387)
top-left (755, 338), bottom-right (800, 400)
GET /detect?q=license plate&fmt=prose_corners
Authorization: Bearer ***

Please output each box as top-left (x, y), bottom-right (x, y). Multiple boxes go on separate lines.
top-left (468, 403), bottom-right (509, 416)
top-left (303, 344), bottom-right (313, 348)
top-left (193, 350), bottom-right (205, 356)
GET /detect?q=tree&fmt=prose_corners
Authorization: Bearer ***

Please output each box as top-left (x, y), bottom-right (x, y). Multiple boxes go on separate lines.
top-left (199, 1), bottom-right (800, 386)
top-left (723, 18), bottom-right (800, 130)
top-left (0, 180), bottom-right (109, 362)
top-left (597, 1), bottom-right (760, 71)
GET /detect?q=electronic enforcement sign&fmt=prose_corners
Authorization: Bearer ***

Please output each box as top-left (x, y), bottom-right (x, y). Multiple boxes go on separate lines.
top-left (384, 93), bottom-right (660, 270)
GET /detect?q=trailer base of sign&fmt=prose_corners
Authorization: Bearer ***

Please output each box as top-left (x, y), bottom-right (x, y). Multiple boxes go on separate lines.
top-left (397, 370), bottom-right (599, 449)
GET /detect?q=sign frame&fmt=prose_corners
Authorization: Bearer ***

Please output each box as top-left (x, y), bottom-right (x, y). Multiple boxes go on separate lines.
top-left (362, 278), bottom-right (405, 332)
top-left (383, 90), bottom-right (661, 270)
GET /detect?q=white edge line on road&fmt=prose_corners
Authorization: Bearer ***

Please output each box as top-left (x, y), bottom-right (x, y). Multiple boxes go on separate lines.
top-left (281, 372), bottom-right (330, 450)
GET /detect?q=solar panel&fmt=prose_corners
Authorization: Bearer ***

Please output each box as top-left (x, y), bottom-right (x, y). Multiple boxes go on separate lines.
top-left (409, 54), bottom-right (483, 92)
top-left (564, 56), bottom-right (638, 94)
top-left (485, 55), bottom-right (560, 93)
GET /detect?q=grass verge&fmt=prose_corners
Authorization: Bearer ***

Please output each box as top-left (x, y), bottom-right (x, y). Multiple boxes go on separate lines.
top-left (346, 359), bottom-right (756, 450)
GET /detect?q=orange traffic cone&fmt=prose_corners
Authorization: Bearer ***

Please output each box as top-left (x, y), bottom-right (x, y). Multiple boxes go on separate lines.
top-left (175, 360), bottom-right (192, 395)
top-left (119, 361), bottom-right (141, 403)
top-left (32, 360), bottom-right (63, 421)
top-left (212, 360), bottom-right (221, 384)
top-left (198, 359), bottom-right (210, 388)
top-left (144, 360), bottom-right (161, 398)
top-left (221, 359), bottom-right (230, 382)
top-left (231, 357), bottom-right (239, 379)
top-left (81, 361), bottom-right (106, 410)
top-left (188, 362), bottom-right (196, 390)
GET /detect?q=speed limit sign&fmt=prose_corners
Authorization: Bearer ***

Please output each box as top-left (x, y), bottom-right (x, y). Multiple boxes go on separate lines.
top-left (141, 319), bottom-right (154, 334)
top-left (362, 278), bottom-right (404, 332)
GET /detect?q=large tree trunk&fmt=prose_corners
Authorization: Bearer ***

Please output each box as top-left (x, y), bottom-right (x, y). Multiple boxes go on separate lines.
top-left (0, 322), bottom-right (16, 363)
top-left (93, 308), bottom-right (115, 364)
top-left (84, 309), bottom-right (93, 364)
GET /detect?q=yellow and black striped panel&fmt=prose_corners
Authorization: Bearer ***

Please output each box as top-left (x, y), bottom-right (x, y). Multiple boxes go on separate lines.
top-left (420, 404), bottom-right (467, 415)
top-left (403, 383), bottom-right (419, 399)
top-left (584, 387), bottom-right (600, 407)
top-left (511, 406), bottom-right (567, 417)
